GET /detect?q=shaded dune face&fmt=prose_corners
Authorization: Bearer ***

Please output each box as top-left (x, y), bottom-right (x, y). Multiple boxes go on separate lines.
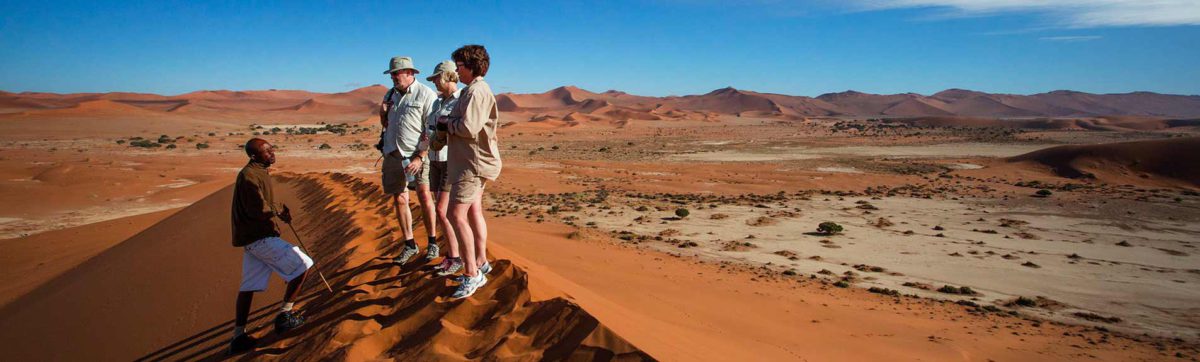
top-left (0, 172), bottom-right (650, 361)
top-left (246, 173), bottom-right (651, 361)
top-left (1006, 136), bottom-right (1200, 186)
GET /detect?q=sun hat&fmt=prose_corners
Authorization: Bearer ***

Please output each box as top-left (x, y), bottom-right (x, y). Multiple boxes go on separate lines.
top-left (383, 56), bottom-right (419, 74)
top-left (425, 60), bottom-right (456, 81)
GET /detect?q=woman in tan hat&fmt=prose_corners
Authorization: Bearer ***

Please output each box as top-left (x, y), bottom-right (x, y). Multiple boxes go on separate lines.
top-left (436, 45), bottom-right (501, 299)
top-left (417, 60), bottom-right (463, 277)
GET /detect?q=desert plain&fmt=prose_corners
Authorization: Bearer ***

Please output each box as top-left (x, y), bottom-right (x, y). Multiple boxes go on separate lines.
top-left (1, 85), bottom-right (1198, 361)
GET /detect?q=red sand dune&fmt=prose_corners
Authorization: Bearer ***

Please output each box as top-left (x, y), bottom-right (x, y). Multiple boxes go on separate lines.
top-left (0, 173), bottom-right (648, 361)
top-left (491, 86), bottom-right (1200, 120)
top-left (1, 172), bottom-right (1187, 360)
top-left (3, 85), bottom-right (1198, 122)
top-left (1006, 136), bottom-right (1200, 185)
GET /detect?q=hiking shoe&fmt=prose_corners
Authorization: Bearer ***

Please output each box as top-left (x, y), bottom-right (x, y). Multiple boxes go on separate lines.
top-left (273, 311), bottom-right (305, 334)
top-left (436, 258), bottom-right (463, 277)
top-left (432, 257), bottom-right (452, 271)
top-left (229, 333), bottom-right (257, 355)
top-left (450, 274), bottom-right (487, 300)
top-left (392, 244), bottom-right (420, 265)
top-left (480, 261), bottom-right (493, 274)
top-left (425, 242), bottom-right (440, 261)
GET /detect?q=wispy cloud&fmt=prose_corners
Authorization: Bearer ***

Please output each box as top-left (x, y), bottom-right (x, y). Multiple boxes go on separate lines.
top-left (1039, 35), bottom-right (1102, 41)
top-left (850, 0), bottom-right (1200, 27)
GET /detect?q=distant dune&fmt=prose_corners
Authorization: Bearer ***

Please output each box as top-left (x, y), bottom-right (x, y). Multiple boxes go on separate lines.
top-left (3, 85), bottom-right (1198, 128)
top-left (1007, 137), bottom-right (1200, 185)
top-left (488, 85), bottom-right (1200, 129)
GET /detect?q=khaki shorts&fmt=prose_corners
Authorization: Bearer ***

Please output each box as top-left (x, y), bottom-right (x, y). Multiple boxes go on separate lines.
top-left (381, 152), bottom-right (410, 194)
top-left (411, 159), bottom-right (433, 190)
top-left (421, 161), bottom-right (450, 193)
top-left (450, 175), bottom-right (487, 204)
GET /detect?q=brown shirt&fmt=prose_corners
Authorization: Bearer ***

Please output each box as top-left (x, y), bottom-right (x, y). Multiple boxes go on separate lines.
top-left (231, 161), bottom-right (280, 247)
top-left (444, 77), bottom-right (502, 181)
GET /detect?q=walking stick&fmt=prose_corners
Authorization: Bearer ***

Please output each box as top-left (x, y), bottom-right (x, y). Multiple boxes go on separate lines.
top-left (285, 221), bottom-right (334, 293)
top-left (275, 205), bottom-right (334, 293)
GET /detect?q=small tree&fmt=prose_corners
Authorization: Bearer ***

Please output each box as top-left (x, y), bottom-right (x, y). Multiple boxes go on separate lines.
top-left (674, 208), bottom-right (690, 218)
top-left (817, 222), bottom-right (844, 235)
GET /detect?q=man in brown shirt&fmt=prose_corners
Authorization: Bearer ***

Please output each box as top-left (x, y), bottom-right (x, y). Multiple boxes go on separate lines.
top-left (229, 138), bottom-right (313, 354)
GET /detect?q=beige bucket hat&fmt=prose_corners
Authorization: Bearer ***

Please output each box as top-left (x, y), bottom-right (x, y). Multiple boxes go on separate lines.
top-left (425, 60), bottom-right (456, 81)
top-left (383, 56), bottom-right (419, 74)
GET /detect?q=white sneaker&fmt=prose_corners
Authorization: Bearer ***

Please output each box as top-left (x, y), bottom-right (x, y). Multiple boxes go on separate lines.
top-left (480, 261), bottom-right (492, 274)
top-left (450, 274), bottom-right (486, 299)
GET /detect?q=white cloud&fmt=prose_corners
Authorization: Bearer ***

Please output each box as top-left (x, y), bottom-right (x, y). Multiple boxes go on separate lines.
top-left (1039, 35), bottom-right (1103, 41)
top-left (851, 0), bottom-right (1200, 27)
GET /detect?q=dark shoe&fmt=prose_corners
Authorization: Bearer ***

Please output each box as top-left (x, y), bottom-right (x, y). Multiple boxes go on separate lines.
top-left (229, 333), bottom-right (257, 355)
top-left (273, 311), bottom-right (305, 334)
top-left (392, 244), bottom-right (420, 265)
top-left (425, 242), bottom-right (440, 261)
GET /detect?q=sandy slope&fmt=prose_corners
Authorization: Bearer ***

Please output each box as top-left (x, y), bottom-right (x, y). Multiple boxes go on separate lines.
top-left (4, 172), bottom-right (1193, 361)
top-left (0, 173), bottom-right (648, 361)
top-left (0, 207), bottom-right (179, 307)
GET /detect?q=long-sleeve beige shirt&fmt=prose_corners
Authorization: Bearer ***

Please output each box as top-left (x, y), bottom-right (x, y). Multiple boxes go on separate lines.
top-left (441, 77), bottom-right (502, 181)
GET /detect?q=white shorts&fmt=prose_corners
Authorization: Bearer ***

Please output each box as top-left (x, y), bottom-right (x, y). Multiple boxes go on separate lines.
top-left (239, 236), bottom-right (314, 292)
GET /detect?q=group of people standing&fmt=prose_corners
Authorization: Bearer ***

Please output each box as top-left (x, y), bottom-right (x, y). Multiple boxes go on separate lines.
top-left (225, 44), bottom-right (502, 354)
top-left (378, 44), bottom-right (502, 301)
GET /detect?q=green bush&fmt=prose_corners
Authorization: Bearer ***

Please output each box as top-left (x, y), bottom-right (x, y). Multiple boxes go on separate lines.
top-left (129, 139), bottom-right (161, 148)
top-left (196, 143), bottom-right (210, 149)
top-left (817, 222), bottom-right (844, 235)
top-left (674, 208), bottom-right (689, 218)
top-left (1035, 189), bottom-right (1052, 197)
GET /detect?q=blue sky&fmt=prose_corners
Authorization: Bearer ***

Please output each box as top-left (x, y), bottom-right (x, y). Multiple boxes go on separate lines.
top-left (1, 0), bottom-right (1197, 96)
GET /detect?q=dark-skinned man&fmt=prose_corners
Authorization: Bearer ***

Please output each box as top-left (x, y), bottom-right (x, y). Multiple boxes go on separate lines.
top-left (229, 138), bottom-right (312, 354)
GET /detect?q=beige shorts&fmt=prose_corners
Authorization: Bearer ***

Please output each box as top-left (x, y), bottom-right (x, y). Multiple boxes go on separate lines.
top-left (419, 161), bottom-right (450, 193)
top-left (450, 175), bottom-right (487, 204)
top-left (381, 152), bottom-right (410, 194)
top-left (410, 159), bottom-right (435, 190)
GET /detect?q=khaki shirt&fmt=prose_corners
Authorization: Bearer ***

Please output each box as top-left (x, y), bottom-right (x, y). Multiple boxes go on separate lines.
top-left (382, 82), bottom-right (436, 157)
top-left (231, 161), bottom-right (281, 247)
top-left (443, 77), bottom-right (502, 181)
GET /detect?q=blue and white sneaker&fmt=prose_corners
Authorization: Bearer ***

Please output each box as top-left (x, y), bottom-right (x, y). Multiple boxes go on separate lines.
top-left (450, 274), bottom-right (487, 299)
top-left (480, 261), bottom-right (493, 274)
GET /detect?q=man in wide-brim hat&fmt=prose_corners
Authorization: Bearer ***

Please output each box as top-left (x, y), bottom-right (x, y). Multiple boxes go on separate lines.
top-left (378, 56), bottom-right (438, 265)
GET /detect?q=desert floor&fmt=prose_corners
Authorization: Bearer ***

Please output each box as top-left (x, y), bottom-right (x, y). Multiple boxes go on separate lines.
top-left (1, 113), bottom-right (1198, 360)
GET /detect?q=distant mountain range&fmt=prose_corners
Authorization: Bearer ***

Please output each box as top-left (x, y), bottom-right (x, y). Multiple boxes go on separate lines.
top-left (497, 86), bottom-right (1200, 119)
top-left (3, 85), bottom-right (1199, 120)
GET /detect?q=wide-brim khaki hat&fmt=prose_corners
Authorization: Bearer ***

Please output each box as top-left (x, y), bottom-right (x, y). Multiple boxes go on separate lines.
top-left (425, 60), bottom-right (456, 81)
top-left (383, 56), bottom-right (420, 75)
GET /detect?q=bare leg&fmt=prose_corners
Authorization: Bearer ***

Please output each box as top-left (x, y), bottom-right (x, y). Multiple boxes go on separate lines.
top-left (468, 190), bottom-right (487, 267)
top-left (392, 192), bottom-right (413, 240)
top-left (450, 201), bottom-right (477, 277)
top-left (283, 270), bottom-right (307, 304)
top-left (235, 291), bottom-right (254, 328)
top-left (437, 191), bottom-right (459, 258)
top-left (416, 185), bottom-right (436, 244)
